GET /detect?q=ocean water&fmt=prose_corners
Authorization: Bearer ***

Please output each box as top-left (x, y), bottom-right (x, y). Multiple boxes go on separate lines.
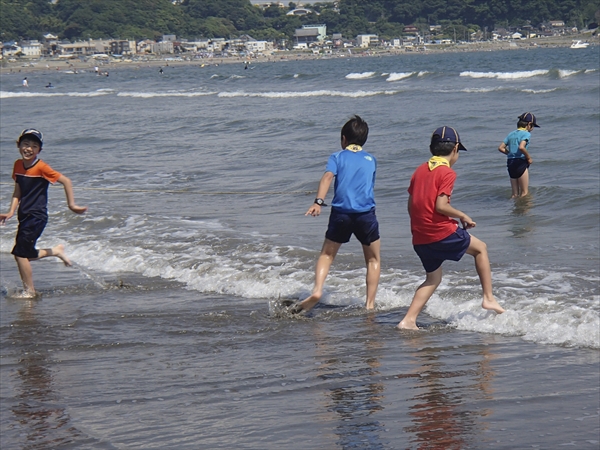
top-left (1, 47), bottom-right (599, 448)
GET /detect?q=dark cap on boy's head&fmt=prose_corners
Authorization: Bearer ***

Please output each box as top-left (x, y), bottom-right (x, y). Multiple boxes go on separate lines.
top-left (18, 129), bottom-right (44, 147)
top-left (430, 126), bottom-right (467, 151)
top-left (518, 112), bottom-right (540, 127)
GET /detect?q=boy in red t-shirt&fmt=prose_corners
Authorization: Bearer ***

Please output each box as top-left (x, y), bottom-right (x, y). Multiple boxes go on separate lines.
top-left (397, 126), bottom-right (505, 330)
top-left (0, 129), bottom-right (88, 298)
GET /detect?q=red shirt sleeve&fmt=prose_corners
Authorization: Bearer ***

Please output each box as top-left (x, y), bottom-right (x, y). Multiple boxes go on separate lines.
top-left (436, 169), bottom-right (456, 198)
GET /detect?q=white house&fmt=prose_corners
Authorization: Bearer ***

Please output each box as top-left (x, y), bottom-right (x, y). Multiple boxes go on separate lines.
top-left (245, 40), bottom-right (273, 53)
top-left (2, 43), bottom-right (21, 57)
top-left (357, 34), bottom-right (378, 48)
top-left (286, 7), bottom-right (318, 16)
top-left (58, 40), bottom-right (110, 57)
top-left (21, 40), bottom-right (43, 57)
top-left (151, 41), bottom-right (174, 54)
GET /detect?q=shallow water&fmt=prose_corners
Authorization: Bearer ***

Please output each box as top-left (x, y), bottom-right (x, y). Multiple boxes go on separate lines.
top-left (1, 263), bottom-right (598, 449)
top-left (2, 47), bottom-right (598, 348)
top-left (1, 47), bottom-right (599, 448)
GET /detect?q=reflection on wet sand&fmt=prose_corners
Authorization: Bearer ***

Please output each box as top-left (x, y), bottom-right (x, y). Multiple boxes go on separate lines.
top-left (313, 314), bottom-right (386, 449)
top-left (510, 195), bottom-right (534, 237)
top-left (401, 334), bottom-right (498, 449)
top-left (8, 300), bottom-right (81, 448)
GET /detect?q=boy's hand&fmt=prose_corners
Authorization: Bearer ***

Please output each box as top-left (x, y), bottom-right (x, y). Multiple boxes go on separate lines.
top-left (460, 215), bottom-right (476, 229)
top-left (69, 204), bottom-right (88, 214)
top-left (527, 157), bottom-right (533, 164)
top-left (0, 212), bottom-right (13, 225)
top-left (305, 204), bottom-right (321, 217)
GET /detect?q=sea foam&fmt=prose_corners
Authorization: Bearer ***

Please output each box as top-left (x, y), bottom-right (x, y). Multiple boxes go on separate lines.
top-left (460, 69), bottom-right (549, 79)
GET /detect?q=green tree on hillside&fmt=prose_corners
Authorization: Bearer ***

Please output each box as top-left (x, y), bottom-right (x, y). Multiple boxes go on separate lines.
top-left (0, 0), bottom-right (597, 43)
top-left (53, 0), bottom-right (187, 40)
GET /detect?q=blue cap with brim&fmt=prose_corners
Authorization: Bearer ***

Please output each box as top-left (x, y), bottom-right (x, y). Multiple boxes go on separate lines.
top-left (430, 126), bottom-right (467, 151)
top-left (518, 112), bottom-right (540, 127)
top-left (18, 129), bottom-right (43, 148)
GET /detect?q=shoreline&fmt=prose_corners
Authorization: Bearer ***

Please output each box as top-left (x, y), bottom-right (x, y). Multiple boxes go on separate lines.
top-left (1, 34), bottom-right (596, 76)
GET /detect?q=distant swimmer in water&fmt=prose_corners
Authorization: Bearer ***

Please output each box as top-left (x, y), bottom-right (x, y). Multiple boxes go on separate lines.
top-left (22, 77), bottom-right (28, 87)
top-left (159, 67), bottom-right (163, 74)
top-left (45, 82), bottom-right (53, 88)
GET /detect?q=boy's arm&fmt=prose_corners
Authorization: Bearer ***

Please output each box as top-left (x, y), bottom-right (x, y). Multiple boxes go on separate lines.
top-left (498, 142), bottom-right (508, 155)
top-left (0, 184), bottom-right (21, 224)
top-left (435, 194), bottom-right (476, 229)
top-left (305, 171), bottom-right (334, 217)
top-left (518, 140), bottom-right (533, 164)
top-left (56, 175), bottom-right (88, 214)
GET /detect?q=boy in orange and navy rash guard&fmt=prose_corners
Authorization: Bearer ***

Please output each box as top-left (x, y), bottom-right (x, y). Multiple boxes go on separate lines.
top-left (397, 126), bottom-right (505, 330)
top-left (0, 129), bottom-right (87, 297)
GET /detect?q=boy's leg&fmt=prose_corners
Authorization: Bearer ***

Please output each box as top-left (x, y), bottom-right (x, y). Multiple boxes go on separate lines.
top-left (34, 244), bottom-right (72, 266)
top-left (510, 178), bottom-right (519, 198)
top-left (298, 238), bottom-right (342, 312)
top-left (397, 267), bottom-right (442, 330)
top-left (517, 169), bottom-right (529, 197)
top-left (361, 239), bottom-right (380, 310)
top-left (465, 236), bottom-right (505, 313)
top-left (14, 256), bottom-right (35, 295)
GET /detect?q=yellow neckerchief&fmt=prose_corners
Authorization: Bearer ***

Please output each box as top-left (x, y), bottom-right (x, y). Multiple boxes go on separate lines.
top-left (517, 127), bottom-right (528, 131)
top-left (345, 144), bottom-right (362, 152)
top-left (428, 156), bottom-right (450, 171)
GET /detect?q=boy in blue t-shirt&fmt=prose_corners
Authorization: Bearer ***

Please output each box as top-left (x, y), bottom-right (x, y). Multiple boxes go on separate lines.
top-left (291, 115), bottom-right (380, 313)
top-left (498, 112), bottom-right (540, 198)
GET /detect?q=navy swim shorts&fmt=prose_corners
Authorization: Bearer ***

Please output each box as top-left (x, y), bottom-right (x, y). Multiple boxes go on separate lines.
top-left (325, 207), bottom-right (380, 246)
top-left (11, 215), bottom-right (47, 259)
top-left (413, 227), bottom-right (471, 273)
top-left (507, 158), bottom-right (530, 179)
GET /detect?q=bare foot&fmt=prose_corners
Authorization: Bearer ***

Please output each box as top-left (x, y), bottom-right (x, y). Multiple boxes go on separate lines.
top-left (298, 293), bottom-right (321, 313)
top-left (14, 290), bottom-right (39, 299)
top-left (482, 297), bottom-right (505, 314)
top-left (397, 319), bottom-right (420, 330)
top-left (287, 302), bottom-right (304, 315)
top-left (52, 244), bottom-right (72, 266)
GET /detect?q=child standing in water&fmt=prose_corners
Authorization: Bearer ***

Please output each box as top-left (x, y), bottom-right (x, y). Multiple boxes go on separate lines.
top-left (0, 129), bottom-right (88, 297)
top-left (498, 112), bottom-right (540, 198)
top-left (398, 126), bottom-right (504, 330)
top-left (292, 115), bottom-right (381, 313)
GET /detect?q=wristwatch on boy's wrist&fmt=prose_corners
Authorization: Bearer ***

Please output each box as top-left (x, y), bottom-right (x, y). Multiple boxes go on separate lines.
top-left (314, 198), bottom-right (326, 206)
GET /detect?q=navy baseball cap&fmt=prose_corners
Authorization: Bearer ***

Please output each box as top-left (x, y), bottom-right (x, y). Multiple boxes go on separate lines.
top-left (430, 126), bottom-right (467, 151)
top-left (518, 112), bottom-right (540, 127)
top-left (18, 129), bottom-right (43, 147)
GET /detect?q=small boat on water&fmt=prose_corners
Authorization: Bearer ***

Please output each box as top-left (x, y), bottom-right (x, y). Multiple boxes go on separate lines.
top-left (570, 40), bottom-right (590, 49)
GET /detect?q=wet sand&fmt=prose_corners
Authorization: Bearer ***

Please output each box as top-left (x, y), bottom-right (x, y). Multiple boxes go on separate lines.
top-left (1, 254), bottom-right (599, 448)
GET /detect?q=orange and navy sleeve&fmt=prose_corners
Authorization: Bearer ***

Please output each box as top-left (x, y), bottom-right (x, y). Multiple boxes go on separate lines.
top-left (38, 161), bottom-right (62, 183)
top-left (12, 160), bottom-right (62, 183)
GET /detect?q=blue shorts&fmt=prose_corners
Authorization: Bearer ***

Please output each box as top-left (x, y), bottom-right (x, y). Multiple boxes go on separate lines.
top-left (325, 207), bottom-right (380, 246)
top-left (507, 158), bottom-right (529, 179)
top-left (414, 227), bottom-right (471, 273)
top-left (11, 215), bottom-right (47, 259)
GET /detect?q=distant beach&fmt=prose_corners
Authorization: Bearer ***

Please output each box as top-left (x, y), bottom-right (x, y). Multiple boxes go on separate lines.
top-left (1, 34), bottom-right (595, 76)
